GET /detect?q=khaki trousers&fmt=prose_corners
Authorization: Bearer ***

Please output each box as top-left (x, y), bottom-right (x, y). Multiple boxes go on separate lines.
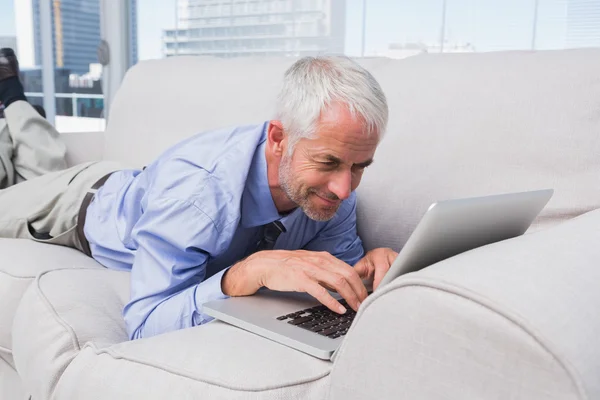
top-left (0, 101), bottom-right (123, 253)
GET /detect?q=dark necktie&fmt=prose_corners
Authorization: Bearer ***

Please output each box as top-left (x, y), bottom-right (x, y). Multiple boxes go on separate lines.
top-left (255, 221), bottom-right (286, 252)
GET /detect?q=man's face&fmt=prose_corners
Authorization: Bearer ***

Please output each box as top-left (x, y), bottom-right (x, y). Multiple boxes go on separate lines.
top-left (279, 104), bottom-right (379, 221)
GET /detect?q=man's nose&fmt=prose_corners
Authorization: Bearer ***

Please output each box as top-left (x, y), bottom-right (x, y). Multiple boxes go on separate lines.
top-left (327, 169), bottom-right (352, 201)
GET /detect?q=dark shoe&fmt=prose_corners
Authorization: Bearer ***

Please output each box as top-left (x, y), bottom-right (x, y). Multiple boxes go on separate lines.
top-left (32, 104), bottom-right (46, 119)
top-left (0, 48), bottom-right (19, 82)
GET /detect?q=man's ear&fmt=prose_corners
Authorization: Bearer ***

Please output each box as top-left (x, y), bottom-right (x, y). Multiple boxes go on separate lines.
top-left (267, 120), bottom-right (286, 157)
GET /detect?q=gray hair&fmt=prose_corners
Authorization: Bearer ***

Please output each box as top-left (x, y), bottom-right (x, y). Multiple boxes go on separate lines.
top-left (275, 56), bottom-right (389, 154)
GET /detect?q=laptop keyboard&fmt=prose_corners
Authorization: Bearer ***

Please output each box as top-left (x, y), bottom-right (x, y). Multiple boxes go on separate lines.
top-left (276, 298), bottom-right (357, 339)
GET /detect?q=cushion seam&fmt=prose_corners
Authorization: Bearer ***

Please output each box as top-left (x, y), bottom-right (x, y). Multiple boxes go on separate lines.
top-left (0, 355), bottom-right (17, 371)
top-left (34, 270), bottom-right (83, 352)
top-left (85, 344), bottom-right (331, 392)
top-left (332, 277), bottom-right (588, 400)
top-left (0, 344), bottom-right (13, 355)
top-left (0, 269), bottom-right (37, 280)
top-left (0, 263), bottom-right (102, 280)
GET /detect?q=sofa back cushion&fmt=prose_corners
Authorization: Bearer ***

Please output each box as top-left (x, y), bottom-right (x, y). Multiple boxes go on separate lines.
top-left (104, 56), bottom-right (290, 167)
top-left (355, 49), bottom-right (600, 251)
top-left (105, 50), bottom-right (600, 251)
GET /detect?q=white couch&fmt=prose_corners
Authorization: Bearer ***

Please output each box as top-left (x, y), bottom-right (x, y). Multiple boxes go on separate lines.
top-left (1, 49), bottom-right (600, 399)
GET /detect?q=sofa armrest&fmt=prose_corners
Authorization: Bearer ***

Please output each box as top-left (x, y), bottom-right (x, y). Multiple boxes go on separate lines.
top-left (61, 131), bottom-right (105, 166)
top-left (329, 210), bottom-right (600, 400)
top-left (12, 268), bottom-right (331, 400)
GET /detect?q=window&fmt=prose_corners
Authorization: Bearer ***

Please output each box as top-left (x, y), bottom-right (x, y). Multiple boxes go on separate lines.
top-left (4, 0), bottom-right (599, 131)
top-left (3, 0), bottom-right (583, 122)
top-left (5, 0), bottom-right (599, 130)
top-left (4, 0), bottom-right (109, 132)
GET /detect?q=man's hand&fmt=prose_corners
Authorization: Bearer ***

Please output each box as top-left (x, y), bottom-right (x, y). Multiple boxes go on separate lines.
top-left (221, 250), bottom-right (369, 314)
top-left (353, 248), bottom-right (398, 291)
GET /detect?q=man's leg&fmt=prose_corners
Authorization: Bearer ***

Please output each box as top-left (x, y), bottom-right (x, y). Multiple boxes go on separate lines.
top-left (4, 100), bottom-right (67, 182)
top-left (0, 48), bottom-right (67, 184)
top-left (0, 48), bottom-right (124, 254)
top-left (0, 118), bottom-right (15, 189)
top-left (0, 161), bottom-right (124, 252)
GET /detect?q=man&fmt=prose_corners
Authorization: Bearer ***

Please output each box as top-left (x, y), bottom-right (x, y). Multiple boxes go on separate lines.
top-left (0, 48), bottom-right (398, 340)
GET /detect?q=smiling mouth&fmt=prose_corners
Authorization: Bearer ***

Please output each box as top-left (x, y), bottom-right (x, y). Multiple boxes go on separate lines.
top-left (314, 193), bottom-right (340, 206)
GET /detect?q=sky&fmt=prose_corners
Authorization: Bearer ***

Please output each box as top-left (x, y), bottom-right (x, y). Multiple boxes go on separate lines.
top-left (0, 0), bottom-right (16, 36)
top-left (0, 0), bottom-right (571, 61)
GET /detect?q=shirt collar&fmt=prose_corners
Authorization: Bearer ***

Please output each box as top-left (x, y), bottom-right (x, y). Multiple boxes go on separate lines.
top-left (241, 125), bottom-right (283, 228)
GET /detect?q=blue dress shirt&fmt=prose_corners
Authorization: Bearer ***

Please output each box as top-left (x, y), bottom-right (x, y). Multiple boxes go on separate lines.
top-left (84, 122), bottom-right (365, 339)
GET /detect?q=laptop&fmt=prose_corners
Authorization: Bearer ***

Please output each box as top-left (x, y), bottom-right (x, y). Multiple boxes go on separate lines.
top-left (203, 189), bottom-right (553, 360)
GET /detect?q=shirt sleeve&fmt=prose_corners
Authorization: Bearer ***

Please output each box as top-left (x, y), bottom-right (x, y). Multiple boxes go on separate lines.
top-left (302, 191), bottom-right (365, 266)
top-left (123, 195), bottom-right (229, 340)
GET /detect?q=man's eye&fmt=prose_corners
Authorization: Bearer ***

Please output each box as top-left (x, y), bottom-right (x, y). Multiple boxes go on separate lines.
top-left (322, 162), bottom-right (338, 168)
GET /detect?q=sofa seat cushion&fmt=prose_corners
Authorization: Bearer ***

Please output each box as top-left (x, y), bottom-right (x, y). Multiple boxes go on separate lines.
top-left (12, 268), bottom-right (332, 400)
top-left (0, 239), bottom-right (101, 367)
top-left (0, 356), bottom-right (26, 400)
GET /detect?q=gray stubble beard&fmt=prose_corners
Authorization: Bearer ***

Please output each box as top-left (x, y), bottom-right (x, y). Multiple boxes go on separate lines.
top-left (278, 153), bottom-right (338, 222)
